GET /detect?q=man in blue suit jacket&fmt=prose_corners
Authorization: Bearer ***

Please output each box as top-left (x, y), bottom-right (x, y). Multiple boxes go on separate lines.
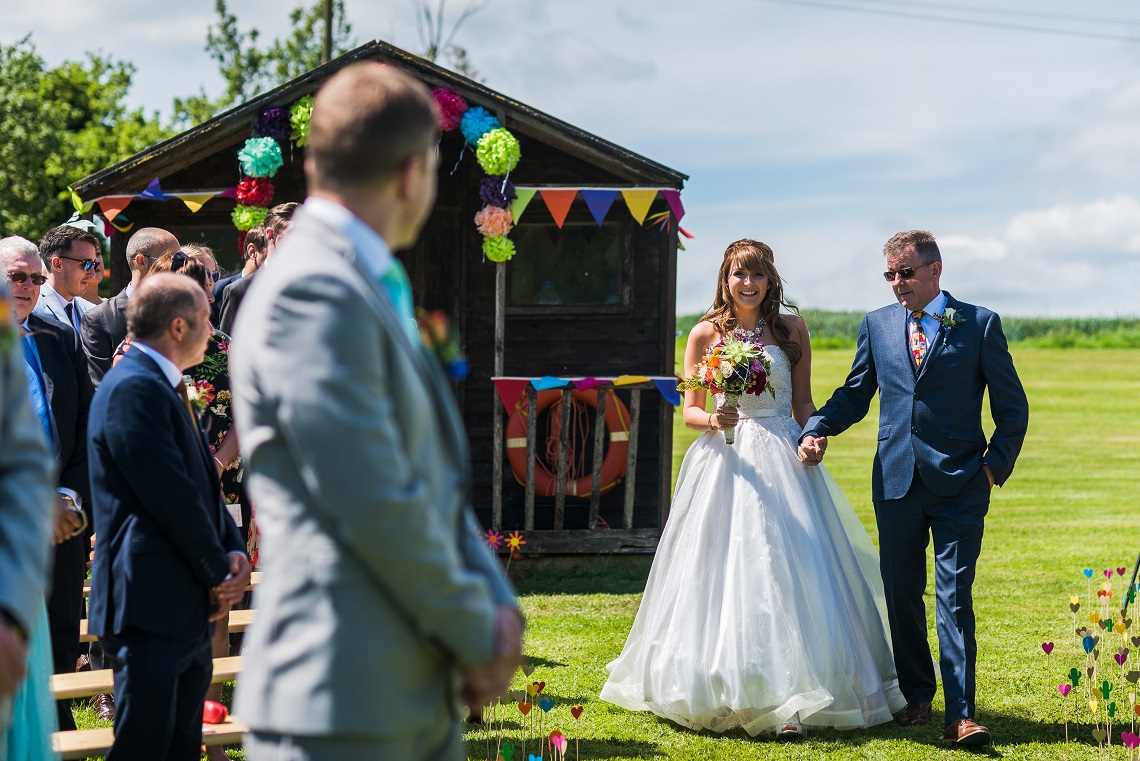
top-left (88, 274), bottom-right (249, 760)
top-left (800, 230), bottom-right (1028, 748)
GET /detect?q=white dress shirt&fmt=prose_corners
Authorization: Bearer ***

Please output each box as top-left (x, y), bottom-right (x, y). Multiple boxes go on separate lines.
top-left (131, 342), bottom-right (185, 388)
top-left (913, 291), bottom-right (948, 341)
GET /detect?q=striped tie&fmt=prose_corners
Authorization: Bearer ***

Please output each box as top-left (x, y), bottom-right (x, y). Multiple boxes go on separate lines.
top-left (910, 310), bottom-right (928, 369)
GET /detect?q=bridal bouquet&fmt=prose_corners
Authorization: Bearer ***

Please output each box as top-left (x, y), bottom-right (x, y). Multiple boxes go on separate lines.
top-left (678, 335), bottom-right (774, 445)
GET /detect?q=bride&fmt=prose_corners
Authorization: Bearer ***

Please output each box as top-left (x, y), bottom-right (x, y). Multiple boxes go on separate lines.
top-left (600, 239), bottom-right (905, 737)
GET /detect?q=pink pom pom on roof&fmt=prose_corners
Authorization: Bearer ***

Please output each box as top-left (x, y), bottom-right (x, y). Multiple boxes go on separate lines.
top-left (432, 87), bottom-right (469, 132)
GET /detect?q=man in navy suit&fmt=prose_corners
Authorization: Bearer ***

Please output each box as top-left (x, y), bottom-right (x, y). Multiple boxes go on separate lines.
top-left (0, 235), bottom-right (96, 731)
top-left (210, 224), bottom-right (265, 326)
top-left (88, 273), bottom-right (250, 760)
top-left (799, 230), bottom-right (1028, 748)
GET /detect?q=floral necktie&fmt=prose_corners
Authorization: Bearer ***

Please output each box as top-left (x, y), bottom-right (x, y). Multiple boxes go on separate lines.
top-left (909, 310), bottom-right (928, 369)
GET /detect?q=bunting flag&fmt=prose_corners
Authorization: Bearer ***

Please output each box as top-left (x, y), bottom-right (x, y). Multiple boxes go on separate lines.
top-left (661, 189), bottom-right (685, 222)
top-left (531, 376), bottom-right (570, 391)
top-left (175, 192), bottom-right (220, 213)
top-left (572, 377), bottom-right (607, 391)
top-left (539, 189), bottom-right (577, 228)
top-left (493, 378), bottom-right (531, 413)
top-left (613, 374), bottom-right (651, 386)
top-left (138, 178), bottom-right (170, 201)
top-left (580, 190), bottom-right (618, 226)
top-left (511, 188), bottom-right (536, 223)
top-left (218, 186), bottom-right (238, 199)
top-left (620, 189), bottom-right (657, 225)
top-left (97, 196), bottom-right (134, 224)
top-left (652, 379), bottom-right (682, 406)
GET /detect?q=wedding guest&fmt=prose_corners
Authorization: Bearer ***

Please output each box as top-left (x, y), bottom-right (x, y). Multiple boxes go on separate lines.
top-left (217, 203), bottom-right (299, 336)
top-left (211, 225), bottom-right (266, 325)
top-left (0, 236), bottom-right (94, 732)
top-left (232, 64), bottom-right (521, 760)
top-left (81, 227), bottom-right (178, 386)
top-left (34, 225), bottom-right (100, 343)
top-left (88, 274), bottom-right (249, 760)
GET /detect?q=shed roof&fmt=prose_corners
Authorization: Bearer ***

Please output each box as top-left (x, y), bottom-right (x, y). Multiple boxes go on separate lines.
top-left (73, 39), bottom-right (687, 199)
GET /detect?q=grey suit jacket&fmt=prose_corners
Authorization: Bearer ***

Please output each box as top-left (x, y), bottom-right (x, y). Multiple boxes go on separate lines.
top-left (0, 315), bottom-right (57, 637)
top-left (33, 283), bottom-right (95, 335)
top-left (231, 208), bottom-right (516, 739)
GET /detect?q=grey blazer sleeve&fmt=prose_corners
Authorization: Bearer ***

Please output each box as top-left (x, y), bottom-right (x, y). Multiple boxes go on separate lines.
top-left (0, 339), bottom-right (57, 635)
top-left (978, 312), bottom-right (1028, 485)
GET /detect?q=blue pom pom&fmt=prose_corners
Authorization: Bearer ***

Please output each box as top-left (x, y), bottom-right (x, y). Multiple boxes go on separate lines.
top-left (460, 106), bottom-right (500, 146)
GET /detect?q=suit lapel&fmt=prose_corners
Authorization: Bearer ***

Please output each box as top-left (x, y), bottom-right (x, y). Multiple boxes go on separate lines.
top-left (915, 291), bottom-right (952, 383)
top-left (31, 321), bottom-right (57, 406)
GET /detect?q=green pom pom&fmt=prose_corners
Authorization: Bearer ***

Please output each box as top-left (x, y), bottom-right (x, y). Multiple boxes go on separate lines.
top-left (290, 95), bottom-right (313, 147)
top-left (482, 235), bottom-right (516, 263)
top-left (237, 137), bottom-right (283, 178)
top-left (232, 204), bottom-right (268, 231)
top-left (476, 128), bottom-right (521, 176)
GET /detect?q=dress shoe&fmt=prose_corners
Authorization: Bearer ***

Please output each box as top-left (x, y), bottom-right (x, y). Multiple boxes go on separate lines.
top-left (943, 718), bottom-right (990, 747)
top-left (897, 701), bottom-right (932, 726)
top-left (94, 693), bottom-right (116, 722)
top-left (776, 722), bottom-right (803, 739)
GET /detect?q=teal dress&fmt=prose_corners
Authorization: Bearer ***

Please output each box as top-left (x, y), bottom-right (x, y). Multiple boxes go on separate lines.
top-left (4, 603), bottom-right (60, 760)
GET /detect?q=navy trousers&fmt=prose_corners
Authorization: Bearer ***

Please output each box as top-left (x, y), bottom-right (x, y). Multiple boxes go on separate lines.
top-left (103, 628), bottom-right (213, 761)
top-left (874, 466), bottom-right (990, 723)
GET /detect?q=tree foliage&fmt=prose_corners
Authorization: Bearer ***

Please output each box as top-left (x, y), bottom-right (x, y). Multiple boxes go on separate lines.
top-left (0, 37), bottom-right (170, 240)
top-left (172, 0), bottom-right (354, 128)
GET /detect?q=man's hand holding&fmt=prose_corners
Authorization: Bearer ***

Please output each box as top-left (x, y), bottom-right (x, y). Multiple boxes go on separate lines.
top-left (212, 552), bottom-right (252, 607)
top-left (798, 435), bottom-right (827, 466)
top-left (460, 606), bottom-right (524, 711)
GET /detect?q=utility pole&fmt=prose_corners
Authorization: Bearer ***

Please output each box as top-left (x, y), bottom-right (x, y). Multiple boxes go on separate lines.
top-left (323, 0), bottom-right (333, 64)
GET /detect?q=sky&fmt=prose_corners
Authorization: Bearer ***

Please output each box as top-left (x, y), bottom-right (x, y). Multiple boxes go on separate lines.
top-left (8, 0), bottom-right (1140, 317)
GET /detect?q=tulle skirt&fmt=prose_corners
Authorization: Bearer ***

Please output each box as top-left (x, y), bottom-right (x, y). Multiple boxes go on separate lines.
top-left (600, 412), bottom-right (905, 734)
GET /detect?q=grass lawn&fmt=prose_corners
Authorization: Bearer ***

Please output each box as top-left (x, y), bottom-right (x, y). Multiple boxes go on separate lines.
top-left (469, 347), bottom-right (1140, 760)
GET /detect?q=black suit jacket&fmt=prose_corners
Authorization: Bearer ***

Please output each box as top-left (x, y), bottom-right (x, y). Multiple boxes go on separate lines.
top-left (87, 349), bottom-right (245, 641)
top-left (80, 287), bottom-right (129, 387)
top-left (211, 272), bottom-right (242, 325)
top-left (217, 273), bottom-right (255, 337)
top-left (27, 314), bottom-right (94, 506)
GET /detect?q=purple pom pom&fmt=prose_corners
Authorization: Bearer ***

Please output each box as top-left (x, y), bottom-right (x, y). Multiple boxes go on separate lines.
top-left (479, 177), bottom-right (517, 209)
top-left (253, 107), bottom-right (292, 142)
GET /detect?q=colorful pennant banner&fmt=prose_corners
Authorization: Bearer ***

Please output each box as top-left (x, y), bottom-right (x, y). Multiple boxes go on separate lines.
top-left (512, 187), bottom-right (683, 229)
top-left (580, 190), bottom-right (618, 226)
top-left (70, 180), bottom-right (239, 226)
top-left (539, 189), bottom-right (578, 229)
top-left (492, 376), bottom-right (682, 410)
top-left (510, 188), bottom-right (537, 223)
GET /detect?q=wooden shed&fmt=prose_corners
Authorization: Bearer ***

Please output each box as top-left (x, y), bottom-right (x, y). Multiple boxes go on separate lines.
top-left (72, 40), bottom-right (688, 553)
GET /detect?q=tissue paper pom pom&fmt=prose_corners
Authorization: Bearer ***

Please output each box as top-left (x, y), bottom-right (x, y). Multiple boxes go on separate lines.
top-left (460, 106), bottom-right (500, 146)
top-left (235, 177), bottom-right (275, 207)
top-left (290, 95), bottom-right (314, 147)
top-left (482, 235), bottom-right (516, 263)
top-left (237, 137), bottom-right (283, 178)
top-left (232, 204), bottom-right (268, 231)
top-left (237, 230), bottom-right (248, 253)
top-left (476, 128), bottom-right (521, 176)
top-left (253, 107), bottom-right (291, 142)
top-left (479, 176), bottom-right (517, 208)
top-left (432, 87), bottom-right (468, 131)
top-left (475, 205), bottom-right (514, 238)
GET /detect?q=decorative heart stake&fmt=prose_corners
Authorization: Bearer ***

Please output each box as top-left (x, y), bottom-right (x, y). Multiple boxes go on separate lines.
top-left (1071, 595), bottom-right (1081, 605)
top-left (1042, 642), bottom-right (1055, 655)
top-left (1135, 704), bottom-right (1140, 717)
top-left (518, 702), bottom-right (532, 715)
top-left (1129, 671), bottom-right (1140, 684)
top-left (1119, 652), bottom-right (1130, 666)
top-left (1092, 612), bottom-right (1102, 624)
top-left (1122, 731), bottom-right (1140, 750)
top-left (539, 698), bottom-right (554, 713)
top-left (1106, 570), bottom-right (1114, 579)
top-left (1071, 602), bottom-right (1081, 613)
top-left (1124, 617), bottom-right (1133, 629)
top-left (1132, 636), bottom-right (1140, 648)
top-left (1058, 684), bottom-right (1072, 697)
top-left (526, 683), bottom-right (539, 696)
top-left (1094, 648), bottom-right (1101, 660)
top-left (1093, 727), bottom-right (1108, 744)
top-left (1090, 698), bottom-right (1099, 713)
top-left (521, 662), bottom-right (536, 677)
top-left (532, 681), bottom-right (546, 694)
top-left (570, 705), bottom-right (584, 720)
top-left (1087, 666), bottom-right (1096, 679)
top-left (1084, 636), bottom-right (1097, 654)
top-left (1119, 568), bottom-right (1128, 577)
top-left (1116, 621), bottom-right (1129, 635)
top-left (551, 735), bottom-right (567, 754)
top-left (528, 754), bottom-right (542, 761)
top-left (1085, 569), bottom-right (1095, 579)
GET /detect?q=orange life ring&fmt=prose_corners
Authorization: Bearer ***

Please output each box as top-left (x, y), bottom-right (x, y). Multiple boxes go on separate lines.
top-left (506, 389), bottom-right (630, 497)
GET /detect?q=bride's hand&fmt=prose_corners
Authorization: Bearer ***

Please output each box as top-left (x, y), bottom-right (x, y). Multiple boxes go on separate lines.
top-left (712, 405), bottom-right (739, 431)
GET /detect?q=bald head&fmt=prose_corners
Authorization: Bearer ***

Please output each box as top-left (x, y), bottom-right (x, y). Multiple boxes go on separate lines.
top-left (127, 273), bottom-right (205, 343)
top-left (307, 63), bottom-right (438, 193)
top-left (126, 227), bottom-right (179, 275)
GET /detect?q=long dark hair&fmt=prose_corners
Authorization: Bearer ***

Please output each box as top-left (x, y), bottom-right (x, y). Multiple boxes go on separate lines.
top-left (701, 239), bottom-right (802, 365)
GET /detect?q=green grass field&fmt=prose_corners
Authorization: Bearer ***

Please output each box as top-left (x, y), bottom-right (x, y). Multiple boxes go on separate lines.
top-left (473, 347), bottom-right (1140, 760)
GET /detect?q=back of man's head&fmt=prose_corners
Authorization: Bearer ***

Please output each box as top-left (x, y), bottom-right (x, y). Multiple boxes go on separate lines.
top-left (306, 64), bottom-right (437, 193)
top-left (126, 227), bottom-right (178, 274)
top-left (38, 225), bottom-right (100, 269)
top-left (265, 202), bottom-right (301, 236)
top-left (127, 272), bottom-right (202, 344)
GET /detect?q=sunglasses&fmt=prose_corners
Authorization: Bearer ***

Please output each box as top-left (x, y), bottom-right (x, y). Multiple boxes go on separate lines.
top-left (7, 271), bottom-right (48, 286)
top-left (57, 255), bottom-right (100, 272)
top-left (883, 262), bottom-right (933, 282)
top-left (171, 251), bottom-right (221, 284)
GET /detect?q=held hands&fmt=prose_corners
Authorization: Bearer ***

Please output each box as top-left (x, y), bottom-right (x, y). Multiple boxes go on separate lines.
top-left (51, 494), bottom-right (87, 545)
top-left (797, 435), bottom-right (827, 467)
top-left (460, 606), bottom-right (524, 711)
top-left (211, 552), bottom-right (252, 609)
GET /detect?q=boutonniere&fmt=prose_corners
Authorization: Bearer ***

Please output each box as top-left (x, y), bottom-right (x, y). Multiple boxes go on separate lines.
top-left (415, 308), bottom-right (469, 381)
top-left (937, 307), bottom-right (965, 332)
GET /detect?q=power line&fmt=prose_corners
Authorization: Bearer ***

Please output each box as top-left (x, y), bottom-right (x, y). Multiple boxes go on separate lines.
top-left (763, 0), bottom-right (1140, 42)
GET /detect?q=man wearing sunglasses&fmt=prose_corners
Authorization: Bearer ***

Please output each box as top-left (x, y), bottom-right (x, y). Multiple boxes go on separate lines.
top-left (0, 235), bottom-right (95, 732)
top-left (799, 230), bottom-right (1028, 748)
top-left (34, 225), bottom-right (100, 344)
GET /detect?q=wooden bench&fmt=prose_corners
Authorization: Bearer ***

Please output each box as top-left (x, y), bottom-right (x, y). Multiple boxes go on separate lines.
top-left (52, 656), bottom-right (244, 700)
top-left (82, 571), bottom-right (262, 597)
top-left (80, 606), bottom-right (257, 643)
top-left (52, 716), bottom-right (249, 760)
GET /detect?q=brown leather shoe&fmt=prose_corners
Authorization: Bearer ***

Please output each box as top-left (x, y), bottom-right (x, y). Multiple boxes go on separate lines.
top-left (943, 718), bottom-right (990, 747)
top-left (897, 701), bottom-right (933, 726)
top-left (94, 693), bottom-right (116, 722)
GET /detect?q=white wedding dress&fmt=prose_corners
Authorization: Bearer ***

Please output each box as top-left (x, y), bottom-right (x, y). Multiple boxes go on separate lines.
top-left (600, 345), bottom-right (905, 734)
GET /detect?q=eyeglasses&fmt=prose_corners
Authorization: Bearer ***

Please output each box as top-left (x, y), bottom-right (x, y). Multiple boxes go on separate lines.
top-left (171, 250), bottom-right (221, 284)
top-left (7, 271), bottom-right (48, 286)
top-left (56, 255), bottom-right (99, 272)
top-left (883, 262), bottom-right (933, 282)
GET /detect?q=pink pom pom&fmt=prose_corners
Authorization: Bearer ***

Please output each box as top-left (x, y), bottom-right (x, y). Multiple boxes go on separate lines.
top-left (475, 205), bottom-right (513, 238)
top-left (432, 87), bottom-right (469, 131)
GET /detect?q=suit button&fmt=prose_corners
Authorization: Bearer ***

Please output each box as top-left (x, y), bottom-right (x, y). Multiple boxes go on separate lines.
top-left (912, 426), bottom-right (919, 434)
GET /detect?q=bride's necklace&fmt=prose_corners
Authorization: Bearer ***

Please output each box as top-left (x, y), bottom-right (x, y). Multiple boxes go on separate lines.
top-left (731, 320), bottom-right (767, 344)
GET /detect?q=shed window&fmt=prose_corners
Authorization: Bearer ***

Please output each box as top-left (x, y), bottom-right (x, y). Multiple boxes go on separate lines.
top-left (507, 221), bottom-right (625, 310)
